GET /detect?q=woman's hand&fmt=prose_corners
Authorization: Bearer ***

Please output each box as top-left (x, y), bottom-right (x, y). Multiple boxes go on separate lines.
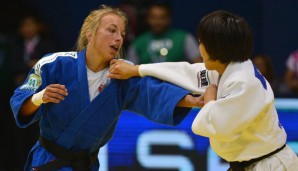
top-left (108, 59), bottom-right (140, 79)
top-left (41, 84), bottom-right (68, 104)
top-left (204, 84), bottom-right (217, 105)
top-left (32, 84), bottom-right (68, 106)
top-left (20, 84), bottom-right (68, 116)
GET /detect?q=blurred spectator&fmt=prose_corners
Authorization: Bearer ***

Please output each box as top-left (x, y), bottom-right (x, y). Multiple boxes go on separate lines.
top-left (9, 14), bottom-right (57, 169)
top-left (284, 50), bottom-right (298, 95)
top-left (118, 0), bottom-right (138, 51)
top-left (0, 32), bottom-right (16, 170)
top-left (252, 54), bottom-right (290, 97)
top-left (10, 15), bottom-right (56, 87)
top-left (253, 54), bottom-right (274, 85)
top-left (118, 0), bottom-right (154, 52)
top-left (126, 1), bottom-right (201, 64)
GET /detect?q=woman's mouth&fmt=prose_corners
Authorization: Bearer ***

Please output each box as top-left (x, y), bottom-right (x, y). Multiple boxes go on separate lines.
top-left (110, 45), bottom-right (119, 52)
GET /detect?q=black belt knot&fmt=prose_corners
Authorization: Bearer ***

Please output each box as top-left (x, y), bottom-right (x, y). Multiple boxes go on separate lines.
top-left (32, 136), bottom-right (99, 171)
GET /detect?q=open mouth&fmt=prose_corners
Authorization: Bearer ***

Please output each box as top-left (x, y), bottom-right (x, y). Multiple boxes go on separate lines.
top-left (110, 45), bottom-right (119, 52)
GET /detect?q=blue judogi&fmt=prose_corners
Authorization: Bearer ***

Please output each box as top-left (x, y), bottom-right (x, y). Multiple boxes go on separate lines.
top-left (10, 50), bottom-right (191, 170)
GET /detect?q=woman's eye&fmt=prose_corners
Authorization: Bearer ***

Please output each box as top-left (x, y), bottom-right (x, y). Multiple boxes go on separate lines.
top-left (108, 29), bottom-right (116, 33)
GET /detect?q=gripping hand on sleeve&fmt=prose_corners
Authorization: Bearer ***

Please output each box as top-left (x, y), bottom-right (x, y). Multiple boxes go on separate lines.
top-left (108, 59), bottom-right (140, 79)
top-left (203, 84), bottom-right (217, 105)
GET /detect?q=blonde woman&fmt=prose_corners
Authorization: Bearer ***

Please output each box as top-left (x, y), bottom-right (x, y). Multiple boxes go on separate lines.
top-left (10, 5), bottom-right (202, 171)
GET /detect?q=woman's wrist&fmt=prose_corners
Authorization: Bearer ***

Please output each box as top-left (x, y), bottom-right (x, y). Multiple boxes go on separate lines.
top-left (133, 65), bottom-right (140, 77)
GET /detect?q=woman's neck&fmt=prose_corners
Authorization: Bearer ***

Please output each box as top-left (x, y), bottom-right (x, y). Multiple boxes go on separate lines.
top-left (217, 64), bottom-right (228, 76)
top-left (85, 48), bottom-right (108, 72)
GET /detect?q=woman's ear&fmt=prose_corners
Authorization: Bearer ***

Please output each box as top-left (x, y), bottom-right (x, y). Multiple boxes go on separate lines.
top-left (85, 29), bottom-right (93, 44)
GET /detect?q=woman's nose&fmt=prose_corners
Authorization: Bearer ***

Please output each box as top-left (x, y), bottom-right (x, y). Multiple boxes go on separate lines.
top-left (114, 32), bottom-right (123, 41)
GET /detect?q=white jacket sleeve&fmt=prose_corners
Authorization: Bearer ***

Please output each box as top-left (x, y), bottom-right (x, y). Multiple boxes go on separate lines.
top-left (139, 62), bottom-right (219, 94)
top-left (192, 79), bottom-right (271, 142)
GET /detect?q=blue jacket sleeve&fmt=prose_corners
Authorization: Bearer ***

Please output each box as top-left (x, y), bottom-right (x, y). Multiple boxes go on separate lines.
top-left (10, 54), bottom-right (58, 128)
top-left (10, 70), bottom-right (43, 128)
top-left (122, 76), bottom-right (191, 126)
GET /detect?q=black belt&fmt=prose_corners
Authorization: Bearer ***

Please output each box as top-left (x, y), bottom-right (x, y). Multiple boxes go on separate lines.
top-left (228, 144), bottom-right (286, 171)
top-left (32, 136), bottom-right (99, 171)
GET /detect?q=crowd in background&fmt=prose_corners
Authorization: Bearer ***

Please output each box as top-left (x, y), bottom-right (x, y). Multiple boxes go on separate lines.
top-left (0, 0), bottom-right (298, 170)
top-left (0, 14), bottom-right (57, 170)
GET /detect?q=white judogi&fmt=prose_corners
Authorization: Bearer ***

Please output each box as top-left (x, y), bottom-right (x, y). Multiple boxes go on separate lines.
top-left (139, 60), bottom-right (298, 171)
top-left (139, 62), bottom-right (219, 94)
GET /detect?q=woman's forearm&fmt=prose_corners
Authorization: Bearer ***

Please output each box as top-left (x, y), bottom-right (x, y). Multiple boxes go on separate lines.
top-left (19, 97), bottom-right (39, 116)
top-left (176, 94), bottom-right (204, 108)
top-left (19, 84), bottom-right (68, 116)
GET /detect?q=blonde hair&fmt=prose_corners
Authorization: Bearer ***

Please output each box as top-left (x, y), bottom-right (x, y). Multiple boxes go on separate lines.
top-left (76, 5), bottom-right (127, 54)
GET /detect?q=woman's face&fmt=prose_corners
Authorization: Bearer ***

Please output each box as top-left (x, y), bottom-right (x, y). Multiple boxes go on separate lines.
top-left (199, 43), bottom-right (214, 70)
top-left (89, 14), bottom-right (126, 61)
top-left (20, 17), bottom-right (40, 40)
top-left (199, 43), bottom-right (228, 74)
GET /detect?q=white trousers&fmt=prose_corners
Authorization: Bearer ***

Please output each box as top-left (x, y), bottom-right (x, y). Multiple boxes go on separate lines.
top-left (245, 145), bottom-right (298, 171)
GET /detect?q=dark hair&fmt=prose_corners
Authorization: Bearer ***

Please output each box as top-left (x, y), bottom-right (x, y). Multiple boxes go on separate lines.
top-left (198, 10), bottom-right (253, 63)
top-left (148, 0), bottom-right (171, 16)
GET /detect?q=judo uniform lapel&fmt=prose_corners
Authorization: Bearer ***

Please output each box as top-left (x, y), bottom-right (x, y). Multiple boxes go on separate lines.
top-left (57, 81), bottom-right (123, 151)
top-left (57, 51), bottom-right (122, 151)
top-left (77, 50), bottom-right (90, 112)
top-left (57, 50), bottom-right (89, 147)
